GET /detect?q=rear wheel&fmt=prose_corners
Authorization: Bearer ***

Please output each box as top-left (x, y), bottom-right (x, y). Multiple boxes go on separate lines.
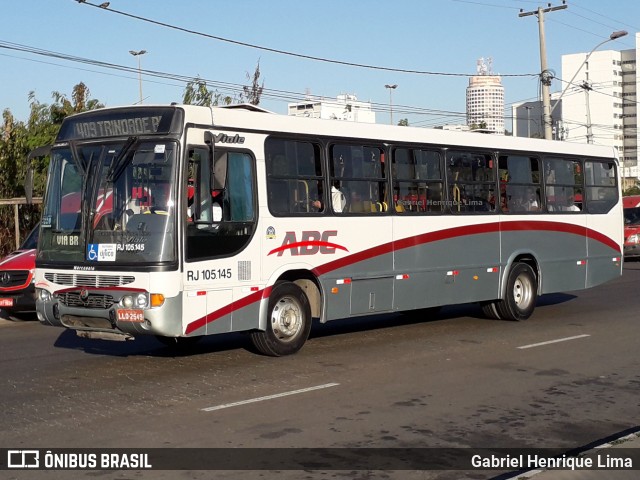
top-left (494, 262), bottom-right (537, 321)
top-left (250, 282), bottom-right (311, 356)
top-left (480, 301), bottom-right (502, 320)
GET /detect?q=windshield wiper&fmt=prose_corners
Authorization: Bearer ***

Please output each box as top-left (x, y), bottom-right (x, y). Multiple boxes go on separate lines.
top-left (68, 141), bottom-right (87, 178)
top-left (106, 136), bottom-right (138, 182)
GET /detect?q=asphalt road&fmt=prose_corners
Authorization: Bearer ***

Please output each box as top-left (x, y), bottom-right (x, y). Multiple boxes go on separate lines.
top-left (1, 262), bottom-right (639, 480)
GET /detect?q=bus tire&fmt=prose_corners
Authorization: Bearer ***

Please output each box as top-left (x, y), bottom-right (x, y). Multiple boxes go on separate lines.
top-left (250, 281), bottom-right (312, 356)
top-left (495, 262), bottom-right (537, 321)
top-left (480, 301), bottom-right (502, 320)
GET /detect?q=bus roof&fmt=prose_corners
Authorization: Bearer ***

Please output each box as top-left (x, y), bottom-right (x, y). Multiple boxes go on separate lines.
top-left (65, 103), bottom-right (618, 161)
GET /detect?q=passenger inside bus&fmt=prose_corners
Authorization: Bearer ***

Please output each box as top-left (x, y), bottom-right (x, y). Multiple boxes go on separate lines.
top-left (311, 181), bottom-right (345, 212)
top-left (508, 186), bottom-right (540, 213)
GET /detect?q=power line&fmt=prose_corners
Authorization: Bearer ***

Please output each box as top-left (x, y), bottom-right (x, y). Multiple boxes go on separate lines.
top-left (0, 39), bottom-right (475, 125)
top-left (76, 1), bottom-right (537, 78)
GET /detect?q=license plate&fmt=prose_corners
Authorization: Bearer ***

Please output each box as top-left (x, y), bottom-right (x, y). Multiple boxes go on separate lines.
top-left (116, 309), bottom-right (145, 323)
top-left (0, 298), bottom-right (14, 307)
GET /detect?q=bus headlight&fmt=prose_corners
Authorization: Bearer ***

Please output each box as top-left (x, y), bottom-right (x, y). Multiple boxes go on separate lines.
top-left (38, 288), bottom-right (51, 302)
top-left (628, 234), bottom-right (640, 244)
top-left (136, 293), bottom-right (149, 308)
top-left (121, 295), bottom-right (134, 308)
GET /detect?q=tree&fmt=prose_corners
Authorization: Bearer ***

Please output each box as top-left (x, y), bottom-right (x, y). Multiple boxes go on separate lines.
top-left (182, 77), bottom-right (232, 107)
top-left (50, 82), bottom-right (103, 124)
top-left (398, 118), bottom-right (409, 127)
top-left (240, 60), bottom-right (264, 105)
top-left (0, 82), bottom-right (104, 256)
top-left (623, 185), bottom-right (640, 196)
top-left (470, 121), bottom-right (488, 131)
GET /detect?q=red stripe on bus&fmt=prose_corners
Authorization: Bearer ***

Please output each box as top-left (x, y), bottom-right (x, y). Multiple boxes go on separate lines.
top-left (185, 220), bottom-right (619, 333)
top-left (185, 285), bottom-right (272, 335)
top-left (267, 241), bottom-right (349, 256)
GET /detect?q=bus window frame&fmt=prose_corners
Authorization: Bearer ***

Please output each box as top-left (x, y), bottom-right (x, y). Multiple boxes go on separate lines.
top-left (184, 144), bottom-right (259, 263)
top-left (389, 145), bottom-right (445, 215)
top-left (264, 136), bottom-right (326, 217)
top-left (328, 141), bottom-right (389, 215)
top-left (444, 147), bottom-right (498, 215)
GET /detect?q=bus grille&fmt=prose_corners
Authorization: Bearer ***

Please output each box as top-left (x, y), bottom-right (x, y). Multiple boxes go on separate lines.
top-left (45, 273), bottom-right (135, 287)
top-left (56, 292), bottom-right (116, 309)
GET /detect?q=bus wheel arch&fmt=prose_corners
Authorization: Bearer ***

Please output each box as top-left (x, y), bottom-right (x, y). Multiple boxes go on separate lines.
top-left (277, 270), bottom-right (323, 320)
top-left (251, 271), bottom-right (319, 356)
top-left (483, 254), bottom-right (540, 321)
top-left (499, 256), bottom-right (539, 321)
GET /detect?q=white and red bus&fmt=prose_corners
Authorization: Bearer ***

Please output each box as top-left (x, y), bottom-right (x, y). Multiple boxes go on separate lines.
top-left (35, 104), bottom-right (622, 355)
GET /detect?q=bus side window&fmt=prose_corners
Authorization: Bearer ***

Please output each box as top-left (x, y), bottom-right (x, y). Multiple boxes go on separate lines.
top-left (265, 138), bottom-right (324, 215)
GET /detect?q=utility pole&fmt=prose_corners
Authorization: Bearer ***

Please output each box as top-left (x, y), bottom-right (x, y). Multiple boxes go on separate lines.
top-left (582, 81), bottom-right (594, 144)
top-left (519, 1), bottom-right (567, 140)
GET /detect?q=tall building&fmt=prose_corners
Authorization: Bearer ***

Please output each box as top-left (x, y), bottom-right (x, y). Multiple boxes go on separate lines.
top-left (561, 32), bottom-right (639, 181)
top-left (288, 94), bottom-right (376, 123)
top-left (466, 58), bottom-right (505, 134)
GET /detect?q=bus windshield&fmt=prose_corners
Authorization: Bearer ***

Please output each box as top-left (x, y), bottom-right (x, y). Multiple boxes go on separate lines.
top-left (38, 140), bottom-right (179, 265)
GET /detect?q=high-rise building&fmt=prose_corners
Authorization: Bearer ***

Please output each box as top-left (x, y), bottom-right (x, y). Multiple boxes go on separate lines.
top-left (466, 58), bottom-right (505, 134)
top-left (561, 32), bottom-right (639, 181)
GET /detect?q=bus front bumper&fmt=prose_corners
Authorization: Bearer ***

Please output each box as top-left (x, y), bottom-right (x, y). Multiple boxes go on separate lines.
top-left (36, 288), bottom-right (183, 339)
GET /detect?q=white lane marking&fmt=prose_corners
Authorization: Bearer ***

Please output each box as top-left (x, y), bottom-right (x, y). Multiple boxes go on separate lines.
top-left (202, 383), bottom-right (340, 412)
top-left (517, 334), bottom-right (591, 350)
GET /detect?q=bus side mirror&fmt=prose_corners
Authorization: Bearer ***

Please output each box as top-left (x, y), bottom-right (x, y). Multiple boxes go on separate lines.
top-left (25, 167), bottom-right (34, 204)
top-left (25, 144), bottom-right (51, 204)
top-left (205, 131), bottom-right (226, 190)
top-left (213, 153), bottom-right (227, 190)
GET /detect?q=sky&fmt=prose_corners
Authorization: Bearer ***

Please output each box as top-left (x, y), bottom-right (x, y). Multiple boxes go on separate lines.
top-left (1, 0), bottom-right (640, 130)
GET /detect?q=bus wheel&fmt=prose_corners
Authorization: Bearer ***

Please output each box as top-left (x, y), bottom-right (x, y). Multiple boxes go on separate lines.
top-left (250, 282), bottom-right (312, 356)
top-left (495, 262), bottom-right (537, 321)
top-left (480, 301), bottom-right (502, 320)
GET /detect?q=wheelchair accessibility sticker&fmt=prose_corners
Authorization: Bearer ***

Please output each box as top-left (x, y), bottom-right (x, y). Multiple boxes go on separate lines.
top-left (87, 244), bottom-right (116, 262)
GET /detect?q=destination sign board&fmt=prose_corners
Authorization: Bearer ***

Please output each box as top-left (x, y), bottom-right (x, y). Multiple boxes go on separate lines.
top-left (56, 107), bottom-right (183, 141)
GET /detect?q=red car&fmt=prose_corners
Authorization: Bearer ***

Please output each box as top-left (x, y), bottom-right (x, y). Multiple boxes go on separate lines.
top-left (623, 195), bottom-right (640, 259)
top-left (0, 225), bottom-right (39, 320)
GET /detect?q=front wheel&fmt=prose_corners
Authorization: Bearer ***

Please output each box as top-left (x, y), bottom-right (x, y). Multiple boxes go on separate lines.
top-left (494, 262), bottom-right (538, 321)
top-left (250, 282), bottom-right (312, 356)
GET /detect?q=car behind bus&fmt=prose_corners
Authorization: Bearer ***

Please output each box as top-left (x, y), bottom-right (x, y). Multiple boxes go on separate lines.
top-left (623, 195), bottom-right (640, 259)
top-left (0, 225), bottom-right (39, 320)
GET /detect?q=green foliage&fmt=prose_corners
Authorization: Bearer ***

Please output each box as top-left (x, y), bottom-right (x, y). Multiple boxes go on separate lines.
top-left (240, 60), bottom-right (264, 106)
top-left (0, 82), bottom-right (103, 256)
top-left (470, 121), bottom-right (488, 130)
top-left (182, 77), bottom-right (232, 106)
top-left (623, 185), bottom-right (640, 196)
top-left (398, 118), bottom-right (409, 127)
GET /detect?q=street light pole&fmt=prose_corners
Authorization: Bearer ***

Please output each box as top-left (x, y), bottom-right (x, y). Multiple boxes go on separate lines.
top-left (129, 49), bottom-right (147, 104)
top-left (385, 84), bottom-right (397, 125)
